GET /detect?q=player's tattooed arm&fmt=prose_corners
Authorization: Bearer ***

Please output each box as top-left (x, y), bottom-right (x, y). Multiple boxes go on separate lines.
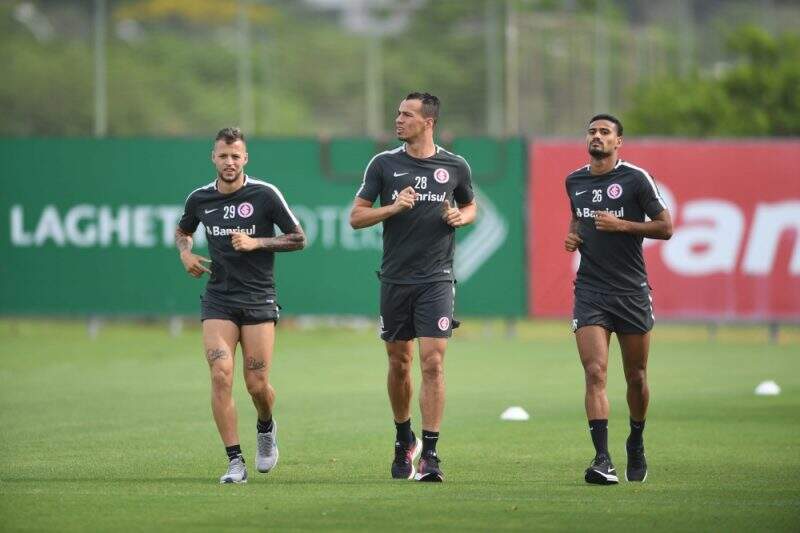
top-left (175, 228), bottom-right (193, 253)
top-left (256, 226), bottom-right (306, 252)
top-left (595, 209), bottom-right (673, 239)
top-left (176, 228), bottom-right (212, 277)
top-left (231, 225), bottom-right (306, 252)
top-left (565, 215), bottom-right (583, 252)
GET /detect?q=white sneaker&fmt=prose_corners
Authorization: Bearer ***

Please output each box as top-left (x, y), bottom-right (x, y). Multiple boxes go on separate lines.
top-left (256, 420), bottom-right (279, 473)
top-left (219, 456), bottom-right (247, 484)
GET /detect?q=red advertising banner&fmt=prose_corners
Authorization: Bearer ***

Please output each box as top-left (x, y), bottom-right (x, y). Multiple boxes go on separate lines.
top-left (528, 141), bottom-right (800, 320)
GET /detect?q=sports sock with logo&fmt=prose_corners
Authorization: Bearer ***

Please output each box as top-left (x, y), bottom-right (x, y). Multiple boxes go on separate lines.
top-left (627, 418), bottom-right (646, 448)
top-left (225, 444), bottom-right (243, 461)
top-left (588, 419), bottom-right (609, 457)
top-left (257, 417), bottom-right (273, 434)
top-left (395, 418), bottom-right (413, 444)
top-left (422, 430), bottom-right (439, 455)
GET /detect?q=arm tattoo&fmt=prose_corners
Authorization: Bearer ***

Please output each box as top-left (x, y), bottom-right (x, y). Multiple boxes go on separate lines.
top-left (175, 229), bottom-right (193, 253)
top-left (246, 357), bottom-right (267, 372)
top-left (255, 226), bottom-right (306, 252)
top-left (206, 348), bottom-right (228, 363)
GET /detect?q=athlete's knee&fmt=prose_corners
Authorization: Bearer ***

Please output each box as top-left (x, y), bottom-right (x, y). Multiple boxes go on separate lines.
top-left (386, 344), bottom-right (413, 373)
top-left (245, 374), bottom-right (269, 397)
top-left (584, 362), bottom-right (607, 387)
top-left (210, 365), bottom-right (234, 392)
top-left (421, 362), bottom-right (443, 382)
top-left (420, 352), bottom-right (444, 382)
top-left (388, 356), bottom-right (412, 378)
top-left (625, 367), bottom-right (647, 388)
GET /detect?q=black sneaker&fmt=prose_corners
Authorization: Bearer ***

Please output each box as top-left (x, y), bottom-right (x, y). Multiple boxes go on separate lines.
top-left (626, 443), bottom-right (648, 482)
top-left (416, 451), bottom-right (444, 482)
top-left (391, 435), bottom-right (421, 479)
top-left (584, 454), bottom-right (619, 485)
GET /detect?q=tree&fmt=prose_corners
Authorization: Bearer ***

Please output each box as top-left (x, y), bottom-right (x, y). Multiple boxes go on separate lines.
top-left (625, 26), bottom-right (800, 136)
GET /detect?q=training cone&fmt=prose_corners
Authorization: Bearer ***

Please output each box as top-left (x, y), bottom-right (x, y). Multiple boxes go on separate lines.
top-left (755, 380), bottom-right (781, 396)
top-left (500, 406), bottom-right (530, 421)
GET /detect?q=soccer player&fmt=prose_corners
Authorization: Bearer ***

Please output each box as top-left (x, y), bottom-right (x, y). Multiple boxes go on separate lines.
top-left (175, 127), bottom-right (306, 484)
top-left (349, 92), bottom-right (477, 482)
top-left (564, 114), bottom-right (672, 484)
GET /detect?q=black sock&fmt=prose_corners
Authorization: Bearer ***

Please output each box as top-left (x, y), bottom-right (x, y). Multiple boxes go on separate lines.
top-left (225, 444), bottom-right (243, 461)
top-left (394, 418), bottom-right (413, 444)
top-left (627, 418), bottom-right (646, 448)
top-left (257, 417), bottom-right (273, 433)
top-left (588, 419), bottom-right (609, 458)
top-left (422, 430), bottom-right (439, 455)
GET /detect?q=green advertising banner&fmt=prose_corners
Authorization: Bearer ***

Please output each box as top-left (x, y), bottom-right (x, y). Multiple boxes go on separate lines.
top-left (1, 138), bottom-right (524, 317)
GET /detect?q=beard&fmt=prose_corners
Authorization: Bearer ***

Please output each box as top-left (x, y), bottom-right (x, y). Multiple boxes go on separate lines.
top-left (588, 144), bottom-right (610, 158)
top-left (218, 169), bottom-right (242, 182)
top-left (397, 126), bottom-right (421, 143)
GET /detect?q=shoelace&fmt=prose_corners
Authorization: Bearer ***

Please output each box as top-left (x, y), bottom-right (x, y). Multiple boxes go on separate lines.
top-left (227, 458), bottom-right (245, 473)
top-left (422, 453), bottom-right (441, 467)
top-left (394, 443), bottom-right (411, 464)
top-left (628, 448), bottom-right (645, 468)
top-left (258, 432), bottom-right (274, 450)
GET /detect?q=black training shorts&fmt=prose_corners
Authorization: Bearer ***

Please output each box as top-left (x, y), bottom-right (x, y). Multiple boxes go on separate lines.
top-left (380, 281), bottom-right (458, 342)
top-left (201, 296), bottom-right (280, 327)
top-left (572, 287), bottom-right (654, 334)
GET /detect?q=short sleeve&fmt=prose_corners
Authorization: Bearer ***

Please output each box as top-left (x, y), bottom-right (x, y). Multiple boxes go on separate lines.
top-left (355, 156), bottom-right (383, 203)
top-left (566, 180), bottom-right (576, 216)
top-left (453, 158), bottom-right (475, 205)
top-left (636, 171), bottom-right (667, 219)
top-left (178, 192), bottom-right (200, 234)
top-left (264, 185), bottom-right (300, 235)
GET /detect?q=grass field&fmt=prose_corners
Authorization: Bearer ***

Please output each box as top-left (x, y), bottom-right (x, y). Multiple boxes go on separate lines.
top-left (1, 319), bottom-right (798, 532)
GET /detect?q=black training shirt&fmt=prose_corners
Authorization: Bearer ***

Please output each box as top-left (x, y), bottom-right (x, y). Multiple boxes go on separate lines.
top-left (178, 175), bottom-right (299, 306)
top-left (566, 159), bottom-right (666, 295)
top-left (356, 144), bottom-right (475, 284)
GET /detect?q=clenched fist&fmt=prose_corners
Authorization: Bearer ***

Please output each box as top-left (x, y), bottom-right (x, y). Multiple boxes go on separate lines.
top-left (594, 211), bottom-right (627, 232)
top-left (564, 232), bottom-right (583, 252)
top-left (393, 186), bottom-right (416, 213)
top-left (231, 232), bottom-right (260, 251)
top-left (442, 199), bottom-right (464, 227)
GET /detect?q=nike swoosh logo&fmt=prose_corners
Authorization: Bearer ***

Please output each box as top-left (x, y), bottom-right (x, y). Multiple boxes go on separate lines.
top-left (593, 469), bottom-right (618, 480)
top-left (575, 190), bottom-right (587, 196)
top-left (393, 171), bottom-right (409, 177)
top-left (204, 208), bottom-right (219, 214)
